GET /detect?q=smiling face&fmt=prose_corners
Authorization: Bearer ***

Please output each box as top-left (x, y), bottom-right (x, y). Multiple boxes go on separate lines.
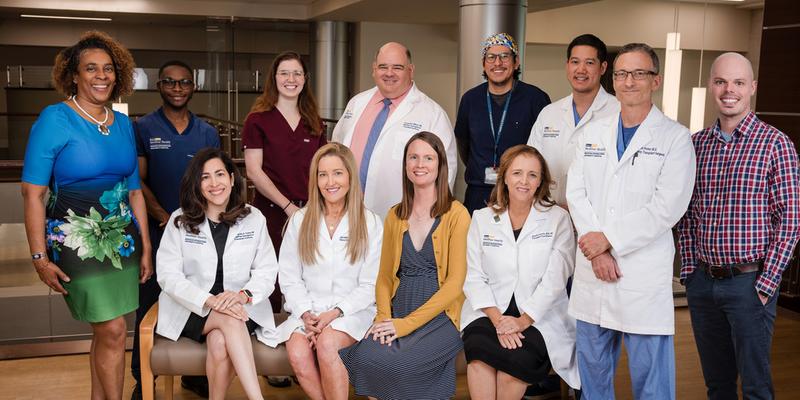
top-left (567, 45), bottom-right (606, 95)
top-left (504, 154), bottom-right (541, 208)
top-left (483, 44), bottom-right (518, 89)
top-left (275, 58), bottom-right (306, 100)
top-left (73, 48), bottom-right (115, 105)
top-left (158, 65), bottom-right (194, 110)
top-left (613, 50), bottom-right (661, 109)
top-left (200, 157), bottom-right (233, 212)
top-left (405, 139), bottom-right (439, 189)
top-left (372, 43), bottom-right (414, 99)
top-left (317, 154), bottom-right (350, 208)
top-left (709, 54), bottom-right (756, 124)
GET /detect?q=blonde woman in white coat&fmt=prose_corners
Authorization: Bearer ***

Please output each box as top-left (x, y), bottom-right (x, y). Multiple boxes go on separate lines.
top-left (461, 144), bottom-right (580, 399)
top-left (157, 148), bottom-right (278, 400)
top-left (278, 143), bottom-right (382, 400)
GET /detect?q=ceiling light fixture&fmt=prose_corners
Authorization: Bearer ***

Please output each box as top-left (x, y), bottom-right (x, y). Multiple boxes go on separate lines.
top-left (21, 14), bottom-right (112, 22)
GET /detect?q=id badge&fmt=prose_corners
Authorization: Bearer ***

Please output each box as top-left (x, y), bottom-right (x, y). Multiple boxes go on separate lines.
top-left (484, 166), bottom-right (498, 185)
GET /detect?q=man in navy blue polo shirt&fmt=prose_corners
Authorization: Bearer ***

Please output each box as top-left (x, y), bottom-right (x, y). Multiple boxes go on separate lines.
top-left (130, 60), bottom-right (220, 399)
top-left (454, 32), bottom-right (551, 215)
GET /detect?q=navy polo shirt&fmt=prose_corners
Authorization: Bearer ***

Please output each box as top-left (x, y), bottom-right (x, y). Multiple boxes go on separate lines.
top-left (454, 81), bottom-right (551, 187)
top-left (134, 108), bottom-right (220, 214)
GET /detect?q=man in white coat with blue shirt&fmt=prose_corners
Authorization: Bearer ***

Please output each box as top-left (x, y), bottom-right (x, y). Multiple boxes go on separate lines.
top-left (528, 34), bottom-right (619, 208)
top-left (332, 42), bottom-right (456, 218)
top-left (566, 43), bottom-right (696, 399)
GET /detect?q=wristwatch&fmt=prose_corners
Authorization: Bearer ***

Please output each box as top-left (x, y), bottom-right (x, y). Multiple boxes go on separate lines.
top-left (239, 289), bottom-right (253, 304)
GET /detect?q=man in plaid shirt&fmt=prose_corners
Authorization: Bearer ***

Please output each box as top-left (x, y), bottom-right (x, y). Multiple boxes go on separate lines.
top-left (677, 52), bottom-right (799, 399)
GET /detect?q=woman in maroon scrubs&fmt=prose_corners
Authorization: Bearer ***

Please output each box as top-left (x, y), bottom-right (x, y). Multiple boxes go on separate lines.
top-left (243, 51), bottom-right (326, 317)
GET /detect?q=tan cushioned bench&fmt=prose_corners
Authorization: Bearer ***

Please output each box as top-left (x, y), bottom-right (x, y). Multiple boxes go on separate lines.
top-left (139, 303), bottom-right (472, 400)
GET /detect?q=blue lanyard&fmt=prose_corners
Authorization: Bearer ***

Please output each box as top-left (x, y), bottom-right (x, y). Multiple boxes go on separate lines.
top-left (486, 82), bottom-right (515, 166)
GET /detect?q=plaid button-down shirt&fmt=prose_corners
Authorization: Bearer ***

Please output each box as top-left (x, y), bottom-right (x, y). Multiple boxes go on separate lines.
top-left (677, 112), bottom-right (800, 297)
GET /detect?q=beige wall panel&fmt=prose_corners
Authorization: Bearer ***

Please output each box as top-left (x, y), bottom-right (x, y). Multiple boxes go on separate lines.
top-left (526, 0), bottom-right (751, 52)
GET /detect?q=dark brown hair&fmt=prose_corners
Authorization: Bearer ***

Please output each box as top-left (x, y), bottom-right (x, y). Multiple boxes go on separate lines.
top-left (394, 132), bottom-right (454, 220)
top-left (52, 30), bottom-right (135, 99)
top-left (487, 144), bottom-right (555, 214)
top-left (247, 51), bottom-right (323, 135)
top-left (175, 148), bottom-right (251, 234)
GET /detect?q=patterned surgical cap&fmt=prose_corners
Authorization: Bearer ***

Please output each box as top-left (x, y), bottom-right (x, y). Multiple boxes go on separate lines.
top-left (481, 33), bottom-right (519, 56)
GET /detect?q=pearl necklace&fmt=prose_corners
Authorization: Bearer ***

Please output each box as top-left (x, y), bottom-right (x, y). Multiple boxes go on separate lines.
top-left (72, 95), bottom-right (110, 135)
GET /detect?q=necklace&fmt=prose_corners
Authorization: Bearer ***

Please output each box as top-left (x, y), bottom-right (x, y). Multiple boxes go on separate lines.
top-left (325, 212), bottom-right (343, 233)
top-left (208, 219), bottom-right (219, 229)
top-left (71, 95), bottom-right (110, 135)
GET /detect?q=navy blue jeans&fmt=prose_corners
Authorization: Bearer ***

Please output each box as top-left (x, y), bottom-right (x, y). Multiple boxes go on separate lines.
top-left (685, 269), bottom-right (777, 400)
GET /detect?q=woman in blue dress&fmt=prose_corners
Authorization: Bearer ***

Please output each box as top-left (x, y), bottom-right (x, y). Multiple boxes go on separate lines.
top-left (21, 31), bottom-right (152, 400)
top-left (339, 132), bottom-right (470, 399)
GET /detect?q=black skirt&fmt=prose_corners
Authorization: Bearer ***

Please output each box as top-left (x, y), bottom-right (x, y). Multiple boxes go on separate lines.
top-left (461, 296), bottom-right (552, 384)
top-left (180, 313), bottom-right (258, 343)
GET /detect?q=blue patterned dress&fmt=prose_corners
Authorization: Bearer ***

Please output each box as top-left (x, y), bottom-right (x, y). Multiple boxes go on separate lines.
top-left (22, 102), bottom-right (142, 323)
top-left (339, 218), bottom-right (463, 399)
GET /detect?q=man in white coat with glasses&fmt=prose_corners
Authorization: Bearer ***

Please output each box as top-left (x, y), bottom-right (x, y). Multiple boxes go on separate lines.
top-left (566, 42), bottom-right (696, 399)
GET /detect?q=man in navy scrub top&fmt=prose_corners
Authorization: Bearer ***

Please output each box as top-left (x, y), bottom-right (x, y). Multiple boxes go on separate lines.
top-left (130, 60), bottom-right (220, 400)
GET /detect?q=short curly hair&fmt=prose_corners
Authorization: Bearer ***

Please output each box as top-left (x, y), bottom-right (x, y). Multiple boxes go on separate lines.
top-left (51, 30), bottom-right (136, 99)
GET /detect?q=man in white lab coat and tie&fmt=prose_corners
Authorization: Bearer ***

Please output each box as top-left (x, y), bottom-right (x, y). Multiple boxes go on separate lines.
top-left (332, 42), bottom-right (456, 218)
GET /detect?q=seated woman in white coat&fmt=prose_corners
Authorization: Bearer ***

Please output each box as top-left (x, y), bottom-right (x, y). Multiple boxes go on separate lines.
top-left (278, 143), bottom-right (382, 400)
top-left (461, 144), bottom-right (580, 399)
top-left (156, 148), bottom-right (278, 400)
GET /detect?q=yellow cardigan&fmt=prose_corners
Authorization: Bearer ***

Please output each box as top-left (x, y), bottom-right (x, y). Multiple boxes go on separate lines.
top-left (375, 201), bottom-right (471, 337)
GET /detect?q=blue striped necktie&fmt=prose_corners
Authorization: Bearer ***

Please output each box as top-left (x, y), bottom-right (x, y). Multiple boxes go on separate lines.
top-left (359, 98), bottom-right (393, 189)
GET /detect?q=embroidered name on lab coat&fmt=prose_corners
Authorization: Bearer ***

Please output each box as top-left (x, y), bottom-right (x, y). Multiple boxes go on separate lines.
top-left (342, 110), bottom-right (353, 120)
top-left (543, 126), bottom-right (560, 138)
top-left (402, 121), bottom-right (423, 131)
top-left (530, 231), bottom-right (554, 240)
top-left (339, 235), bottom-right (349, 242)
top-left (185, 233), bottom-right (207, 245)
top-left (481, 234), bottom-right (503, 248)
top-left (234, 231), bottom-right (254, 241)
top-left (638, 146), bottom-right (666, 158)
top-left (583, 143), bottom-right (606, 158)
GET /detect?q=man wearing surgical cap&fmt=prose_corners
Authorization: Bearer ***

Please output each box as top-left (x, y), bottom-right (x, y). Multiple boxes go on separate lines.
top-left (454, 32), bottom-right (551, 215)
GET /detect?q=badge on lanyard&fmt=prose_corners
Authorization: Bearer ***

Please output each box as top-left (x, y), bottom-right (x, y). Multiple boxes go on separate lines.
top-left (485, 82), bottom-right (516, 185)
top-left (484, 166), bottom-right (499, 185)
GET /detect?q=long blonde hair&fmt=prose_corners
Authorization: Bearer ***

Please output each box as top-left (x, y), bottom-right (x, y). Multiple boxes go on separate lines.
top-left (298, 143), bottom-right (369, 265)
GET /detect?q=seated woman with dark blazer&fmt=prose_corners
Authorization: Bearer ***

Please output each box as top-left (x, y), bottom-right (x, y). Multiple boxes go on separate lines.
top-left (156, 147), bottom-right (278, 400)
top-left (277, 143), bottom-right (382, 400)
top-left (461, 144), bottom-right (580, 399)
top-left (339, 131), bottom-right (471, 400)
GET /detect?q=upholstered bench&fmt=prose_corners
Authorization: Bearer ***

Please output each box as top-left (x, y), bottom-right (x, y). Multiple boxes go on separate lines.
top-left (139, 303), bottom-right (568, 399)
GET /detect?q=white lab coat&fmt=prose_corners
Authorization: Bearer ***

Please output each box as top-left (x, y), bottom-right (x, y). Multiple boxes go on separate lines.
top-left (156, 206), bottom-right (280, 347)
top-left (276, 208), bottom-right (383, 343)
top-left (565, 105), bottom-right (696, 335)
top-left (461, 205), bottom-right (580, 389)
top-left (528, 88), bottom-right (620, 206)
top-left (332, 83), bottom-right (457, 218)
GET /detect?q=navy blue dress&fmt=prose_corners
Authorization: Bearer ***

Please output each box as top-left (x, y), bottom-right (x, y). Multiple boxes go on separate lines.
top-left (340, 218), bottom-right (463, 399)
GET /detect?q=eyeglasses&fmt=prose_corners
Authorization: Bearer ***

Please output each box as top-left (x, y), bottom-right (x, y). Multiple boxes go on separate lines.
top-left (612, 69), bottom-right (657, 81)
top-left (485, 52), bottom-right (512, 63)
top-left (277, 70), bottom-right (305, 79)
top-left (157, 78), bottom-right (194, 89)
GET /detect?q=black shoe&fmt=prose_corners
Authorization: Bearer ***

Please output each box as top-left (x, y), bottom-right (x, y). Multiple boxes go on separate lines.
top-left (266, 375), bottom-right (292, 388)
top-left (524, 374), bottom-right (561, 399)
top-left (130, 383), bottom-right (142, 400)
top-left (181, 375), bottom-right (209, 398)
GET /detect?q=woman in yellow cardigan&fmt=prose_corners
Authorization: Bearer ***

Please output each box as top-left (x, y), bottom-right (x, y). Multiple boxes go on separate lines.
top-left (339, 131), bottom-right (470, 399)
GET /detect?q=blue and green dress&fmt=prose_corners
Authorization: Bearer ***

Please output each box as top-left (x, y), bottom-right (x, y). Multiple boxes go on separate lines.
top-left (22, 102), bottom-right (142, 323)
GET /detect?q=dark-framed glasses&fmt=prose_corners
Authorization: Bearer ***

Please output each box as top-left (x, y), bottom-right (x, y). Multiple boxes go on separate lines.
top-left (612, 69), bottom-right (657, 81)
top-left (157, 78), bottom-right (194, 89)
top-left (485, 52), bottom-right (512, 63)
